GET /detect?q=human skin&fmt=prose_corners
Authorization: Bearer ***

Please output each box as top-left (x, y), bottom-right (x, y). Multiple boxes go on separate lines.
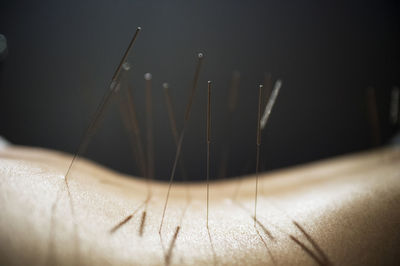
top-left (0, 144), bottom-right (399, 265)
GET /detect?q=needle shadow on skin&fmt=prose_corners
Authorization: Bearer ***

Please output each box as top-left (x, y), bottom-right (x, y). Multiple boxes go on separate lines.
top-left (160, 195), bottom-right (191, 265)
top-left (231, 200), bottom-right (276, 263)
top-left (290, 221), bottom-right (332, 266)
top-left (109, 200), bottom-right (147, 234)
top-left (47, 181), bottom-right (80, 266)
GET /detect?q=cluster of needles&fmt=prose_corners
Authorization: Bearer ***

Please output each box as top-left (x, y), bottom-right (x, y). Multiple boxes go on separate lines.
top-left (59, 26), bottom-right (282, 263)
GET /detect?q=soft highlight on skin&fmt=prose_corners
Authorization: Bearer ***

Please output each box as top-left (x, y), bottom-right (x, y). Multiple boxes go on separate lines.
top-left (0, 144), bottom-right (399, 265)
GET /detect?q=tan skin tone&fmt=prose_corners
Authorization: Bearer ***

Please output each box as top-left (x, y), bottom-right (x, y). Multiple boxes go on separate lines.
top-left (0, 144), bottom-right (400, 265)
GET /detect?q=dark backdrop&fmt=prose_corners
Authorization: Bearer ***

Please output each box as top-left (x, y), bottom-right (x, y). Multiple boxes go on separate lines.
top-left (0, 0), bottom-right (399, 181)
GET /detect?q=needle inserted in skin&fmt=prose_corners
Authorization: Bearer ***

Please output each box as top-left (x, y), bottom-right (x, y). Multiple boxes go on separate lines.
top-left (54, 27), bottom-right (141, 263)
top-left (206, 80), bottom-right (212, 228)
top-left (159, 52), bottom-right (204, 234)
top-left (64, 26), bottom-right (142, 182)
top-left (254, 84), bottom-right (263, 226)
top-left (253, 79), bottom-right (281, 226)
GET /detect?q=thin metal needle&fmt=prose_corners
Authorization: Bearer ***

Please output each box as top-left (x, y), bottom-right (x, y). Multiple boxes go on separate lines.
top-left (55, 26), bottom-right (141, 265)
top-left (254, 84), bottom-right (263, 226)
top-left (159, 52), bottom-right (204, 234)
top-left (206, 80), bottom-right (212, 228)
top-left (112, 27), bottom-right (142, 82)
top-left (64, 26), bottom-right (142, 182)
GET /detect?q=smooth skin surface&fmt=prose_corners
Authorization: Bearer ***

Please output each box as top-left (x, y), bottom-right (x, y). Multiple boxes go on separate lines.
top-left (0, 144), bottom-right (400, 265)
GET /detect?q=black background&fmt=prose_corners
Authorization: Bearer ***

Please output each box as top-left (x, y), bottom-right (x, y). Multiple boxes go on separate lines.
top-left (0, 0), bottom-right (399, 181)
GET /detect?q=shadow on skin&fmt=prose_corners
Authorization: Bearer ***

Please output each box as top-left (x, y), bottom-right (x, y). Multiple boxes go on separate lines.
top-left (290, 221), bottom-right (332, 266)
top-left (109, 200), bottom-right (147, 234)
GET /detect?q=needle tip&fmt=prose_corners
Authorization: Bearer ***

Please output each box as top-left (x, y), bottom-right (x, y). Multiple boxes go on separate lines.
top-left (137, 26), bottom-right (142, 31)
top-left (208, 80), bottom-right (212, 84)
top-left (198, 52), bottom-right (204, 59)
top-left (162, 82), bottom-right (169, 89)
top-left (144, 73), bottom-right (152, 80)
